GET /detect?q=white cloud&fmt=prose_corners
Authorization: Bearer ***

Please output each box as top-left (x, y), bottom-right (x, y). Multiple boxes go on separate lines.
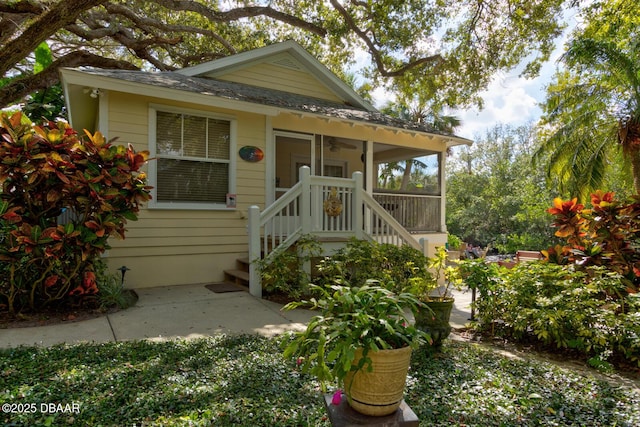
top-left (453, 74), bottom-right (543, 140)
top-left (453, 13), bottom-right (573, 141)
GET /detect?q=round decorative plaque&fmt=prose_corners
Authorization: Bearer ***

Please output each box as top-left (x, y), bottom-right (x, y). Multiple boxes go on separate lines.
top-left (239, 146), bottom-right (264, 162)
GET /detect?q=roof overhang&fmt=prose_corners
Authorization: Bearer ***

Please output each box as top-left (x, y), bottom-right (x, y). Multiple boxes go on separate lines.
top-left (60, 68), bottom-right (282, 118)
top-left (60, 67), bottom-right (473, 149)
top-left (281, 108), bottom-right (473, 148)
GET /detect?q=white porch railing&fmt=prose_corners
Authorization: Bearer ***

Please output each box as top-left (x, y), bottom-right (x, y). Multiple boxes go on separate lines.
top-left (247, 166), bottom-right (426, 297)
top-left (372, 191), bottom-right (441, 232)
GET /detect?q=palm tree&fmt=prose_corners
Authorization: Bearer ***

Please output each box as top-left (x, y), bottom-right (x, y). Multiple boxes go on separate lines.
top-left (535, 36), bottom-right (640, 200)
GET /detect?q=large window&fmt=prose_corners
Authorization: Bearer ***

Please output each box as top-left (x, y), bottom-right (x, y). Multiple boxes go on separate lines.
top-left (150, 106), bottom-right (235, 208)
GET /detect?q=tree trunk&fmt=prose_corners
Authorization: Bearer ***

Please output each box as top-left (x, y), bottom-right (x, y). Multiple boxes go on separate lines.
top-left (400, 160), bottom-right (412, 191)
top-left (631, 150), bottom-right (640, 195)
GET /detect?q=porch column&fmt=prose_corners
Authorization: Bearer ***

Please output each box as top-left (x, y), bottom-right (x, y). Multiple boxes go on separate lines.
top-left (364, 140), bottom-right (374, 192)
top-left (439, 151), bottom-right (447, 233)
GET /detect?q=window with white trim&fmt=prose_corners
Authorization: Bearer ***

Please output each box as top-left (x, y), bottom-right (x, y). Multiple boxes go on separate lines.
top-left (151, 106), bottom-right (235, 208)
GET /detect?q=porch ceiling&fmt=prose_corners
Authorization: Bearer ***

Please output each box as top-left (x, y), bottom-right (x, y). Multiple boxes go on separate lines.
top-left (373, 144), bottom-right (437, 163)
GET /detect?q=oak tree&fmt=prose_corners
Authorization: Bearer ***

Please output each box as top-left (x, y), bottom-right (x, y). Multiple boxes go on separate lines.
top-left (1, 0), bottom-right (569, 113)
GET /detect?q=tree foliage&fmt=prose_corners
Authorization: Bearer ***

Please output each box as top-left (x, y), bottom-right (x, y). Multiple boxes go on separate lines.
top-left (535, 0), bottom-right (640, 200)
top-left (446, 123), bottom-right (556, 252)
top-left (0, 112), bottom-right (151, 315)
top-left (0, 0), bottom-right (569, 111)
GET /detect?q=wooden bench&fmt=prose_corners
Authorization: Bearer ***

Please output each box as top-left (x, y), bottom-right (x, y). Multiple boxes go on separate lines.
top-left (516, 250), bottom-right (543, 262)
top-left (497, 250), bottom-right (543, 269)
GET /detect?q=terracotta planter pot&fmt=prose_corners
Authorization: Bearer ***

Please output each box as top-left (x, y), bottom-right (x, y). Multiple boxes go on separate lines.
top-left (415, 298), bottom-right (454, 346)
top-left (344, 346), bottom-right (412, 416)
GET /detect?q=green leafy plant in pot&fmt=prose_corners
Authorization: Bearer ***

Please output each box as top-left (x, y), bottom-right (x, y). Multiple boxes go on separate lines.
top-left (282, 280), bottom-right (428, 416)
top-left (447, 233), bottom-right (464, 260)
top-left (407, 246), bottom-right (463, 346)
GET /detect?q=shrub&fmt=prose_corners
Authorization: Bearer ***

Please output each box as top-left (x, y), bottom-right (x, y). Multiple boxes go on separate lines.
top-left (546, 192), bottom-right (640, 293)
top-left (0, 112), bottom-right (151, 315)
top-left (465, 191), bottom-right (640, 368)
top-left (470, 261), bottom-right (640, 367)
top-left (316, 238), bottom-right (429, 293)
top-left (258, 235), bottom-right (322, 299)
top-left (260, 238), bottom-right (433, 300)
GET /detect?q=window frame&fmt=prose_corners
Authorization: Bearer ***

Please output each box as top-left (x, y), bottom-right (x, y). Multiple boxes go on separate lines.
top-left (148, 104), bottom-right (237, 210)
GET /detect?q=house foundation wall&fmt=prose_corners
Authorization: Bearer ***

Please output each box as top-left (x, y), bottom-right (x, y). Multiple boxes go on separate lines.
top-left (104, 252), bottom-right (243, 289)
top-left (413, 232), bottom-right (447, 258)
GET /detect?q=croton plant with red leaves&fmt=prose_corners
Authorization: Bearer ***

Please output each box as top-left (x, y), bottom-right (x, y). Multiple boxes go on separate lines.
top-left (0, 112), bottom-right (151, 315)
top-left (544, 190), bottom-right (640, 294)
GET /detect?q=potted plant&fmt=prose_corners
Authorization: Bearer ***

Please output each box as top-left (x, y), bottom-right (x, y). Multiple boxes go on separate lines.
top-left (407, 246), bottom-right (463, 346)
top-left (447, 233), bottom-right (464, 260)
top-left (282, 280), bottom-right (428, 416)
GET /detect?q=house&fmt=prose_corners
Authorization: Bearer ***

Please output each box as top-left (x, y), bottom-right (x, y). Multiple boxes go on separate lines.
top-left (60, 40), bottom-right (471, 296)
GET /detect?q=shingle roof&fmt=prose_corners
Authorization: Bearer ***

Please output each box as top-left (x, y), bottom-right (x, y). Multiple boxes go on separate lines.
top-left (76, 68), bottom-right (452, 136)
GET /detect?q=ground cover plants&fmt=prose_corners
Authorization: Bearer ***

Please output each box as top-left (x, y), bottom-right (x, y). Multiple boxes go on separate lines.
top-left (1, 334), bottom-right (638, 426)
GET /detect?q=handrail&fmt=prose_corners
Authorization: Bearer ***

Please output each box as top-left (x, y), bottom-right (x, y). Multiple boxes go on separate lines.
top-left (361, 191), bottom-right (422, 251)
top-left (259, 180), bottom-right (302, 224)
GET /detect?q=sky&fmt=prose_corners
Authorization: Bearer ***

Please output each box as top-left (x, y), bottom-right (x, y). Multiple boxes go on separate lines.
top-left (450, 63), bottom-right (556, 141)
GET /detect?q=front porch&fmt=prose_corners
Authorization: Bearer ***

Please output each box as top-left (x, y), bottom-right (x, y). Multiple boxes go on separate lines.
top-left (247, 166), bottom-right (446, 297)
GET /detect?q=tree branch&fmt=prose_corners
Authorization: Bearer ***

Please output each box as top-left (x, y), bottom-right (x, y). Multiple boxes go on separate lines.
top-left (329, 0), bottom-right (443, 77)
top-left (0, 51), bottom-right (138, 108)
top-left (0, 0), bottom-right (46, 14)
top-left (0, 0), bottom-right (106, 77)
top-left (103, 2), bottom-right (237, 56)
top-left (153, 0), bottom-right (327, 37)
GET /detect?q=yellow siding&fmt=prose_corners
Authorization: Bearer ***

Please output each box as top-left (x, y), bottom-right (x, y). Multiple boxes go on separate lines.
top-left (217, 62), bottom-right (343, 103)
top-left (104, 92), bottom-right (266, 288)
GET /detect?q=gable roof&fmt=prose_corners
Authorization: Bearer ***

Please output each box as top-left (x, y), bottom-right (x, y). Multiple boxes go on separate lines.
top-left (176, 40), bottom-right (377, 112)
top-left (60, 41), bottom-right (473, 147)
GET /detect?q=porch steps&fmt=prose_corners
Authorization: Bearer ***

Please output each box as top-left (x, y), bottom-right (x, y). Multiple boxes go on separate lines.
top-left (217, 256), bottom-right (251, 290)
top-left (218, 238), bottom-right (352, 294)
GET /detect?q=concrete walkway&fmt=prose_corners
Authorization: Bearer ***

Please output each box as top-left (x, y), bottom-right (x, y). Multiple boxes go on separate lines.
top-left (0, 285), bottom-right (473, 348)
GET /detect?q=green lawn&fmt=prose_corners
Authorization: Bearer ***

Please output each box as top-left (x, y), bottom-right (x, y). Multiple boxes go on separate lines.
top-left (1, 335), bottom-right (638, 426)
